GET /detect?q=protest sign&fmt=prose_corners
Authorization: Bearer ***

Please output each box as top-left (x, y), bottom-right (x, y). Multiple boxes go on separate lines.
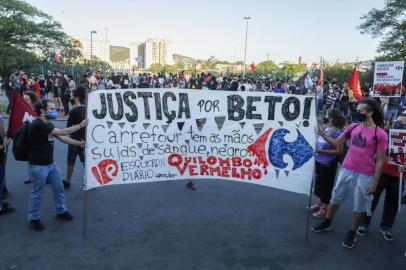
top-left (373, 61), bottom-right (404, 96)
top-left (389, 129), bottom-right (406, 166)
top-left (85, 89), bottom-right (316, 194)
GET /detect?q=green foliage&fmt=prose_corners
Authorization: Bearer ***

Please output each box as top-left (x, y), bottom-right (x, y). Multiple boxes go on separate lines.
top-left (60, 38), bottom-right (83, 64)
top-left (312, 64), bottom-right (372, 85)
top-left (0, 0), bottom-right (67, 76)
top-left (149, 64), bottom-right (163, 74)
top-left (358, 0), bottom-right (406, 58)
top-left (280, 64), bottom-right (305, 80)
top-left (255, 60), bottom-right (279, 75)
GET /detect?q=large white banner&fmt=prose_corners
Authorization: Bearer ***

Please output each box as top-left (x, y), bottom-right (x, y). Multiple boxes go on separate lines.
top-left (373, 61), bottom-right (404, 96)
top-left (85, 89), bottom-right (316, 194)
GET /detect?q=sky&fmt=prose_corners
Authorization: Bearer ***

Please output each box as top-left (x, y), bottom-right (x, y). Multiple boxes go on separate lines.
top-left (28, 0), bottom-right (384, 64)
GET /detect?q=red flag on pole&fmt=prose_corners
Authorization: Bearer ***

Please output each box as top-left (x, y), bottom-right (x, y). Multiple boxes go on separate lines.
top-left (7, 92), bottom-right (37, 138)
top-left (250, 63), bottom-right (255, 73)
top-left (348, 67), bottom-right (363, 100)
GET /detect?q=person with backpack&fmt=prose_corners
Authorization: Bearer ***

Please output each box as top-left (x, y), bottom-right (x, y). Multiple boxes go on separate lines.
top-left (309, 109), bottom-right (346, 218)
top-left (312, 98), bottom-right (387, 249)
top-left (26, 99), bottom-right (88, 231)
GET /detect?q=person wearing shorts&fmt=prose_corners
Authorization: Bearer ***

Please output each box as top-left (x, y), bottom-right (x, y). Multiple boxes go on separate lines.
top-left (63, 86), bottom-right (86, 188)
top-left (312, 99), bottom-right (387, 249)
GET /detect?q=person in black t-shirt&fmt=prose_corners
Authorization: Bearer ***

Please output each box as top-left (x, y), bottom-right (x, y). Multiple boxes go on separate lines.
top-left (63, 86), bottom-right (86, 188)
top-left (27, 99), bottom-right (88, 231)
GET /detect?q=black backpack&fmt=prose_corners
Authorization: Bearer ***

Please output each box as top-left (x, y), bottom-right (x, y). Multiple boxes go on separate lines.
top-left (12, 123), bottom-right (31, 161)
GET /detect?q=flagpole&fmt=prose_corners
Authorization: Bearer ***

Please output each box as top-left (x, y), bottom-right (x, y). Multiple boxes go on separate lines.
top-left (304, 58), bottom-right (322, 241)
top-left (82, 90), bottom-right (90, 237)
top-left (398, 171), bottom-right (403, 213)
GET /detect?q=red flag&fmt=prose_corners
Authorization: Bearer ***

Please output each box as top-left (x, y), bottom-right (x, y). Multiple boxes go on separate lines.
top-left (7, 92), bottom-right (37, 138)
top-left (53, 53), bottom-right (60, 63)
top-left (348, 67), bottom-right (362, 100)
top-left (250, 63), bottom-right (255, 73)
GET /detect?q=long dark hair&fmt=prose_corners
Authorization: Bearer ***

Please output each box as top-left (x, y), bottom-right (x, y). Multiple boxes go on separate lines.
top-left (328, 108), bottom-right (346, 129)
top-left (359, 98), bottom-right (384, 128)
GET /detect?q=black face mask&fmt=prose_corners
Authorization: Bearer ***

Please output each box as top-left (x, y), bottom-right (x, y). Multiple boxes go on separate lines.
top-left (353, 111), bottom-right (368, 122)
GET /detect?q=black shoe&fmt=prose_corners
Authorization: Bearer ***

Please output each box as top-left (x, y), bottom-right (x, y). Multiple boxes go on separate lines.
top-left (24, 180), bottom-right (32, 184)
top-left (379, 227), bottom-right (394, 241)
top-left (0, 203), bottom-right (15, 215)
top-left (57, 211), bottom-right (74, 221)
top-left (342, 230), bottom-right (357, 249)
top-left (311, 220), bottom-right (332, 233)
top-left (186, 181), bottom-right (196, 191)
top-left (63, 180), bottom-right (71, 189)
top-left (29, 219), bottom-right (45, 231)
top-left (356, 225), bottom-right (368, 236)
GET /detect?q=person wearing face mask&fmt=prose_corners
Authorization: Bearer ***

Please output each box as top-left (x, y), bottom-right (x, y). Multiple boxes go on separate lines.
top-left (309, 109), bottom-right (346, 218)
top-left (312, 98), bottom-right (387, 249)
top-left (63, 86), bottom-right (86, 188)
top-left (27, 99), bottom-right (88, 231)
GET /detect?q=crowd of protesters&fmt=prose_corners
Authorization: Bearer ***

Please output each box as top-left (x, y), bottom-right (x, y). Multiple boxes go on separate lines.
top-left (0, 69), bottom-right (405, 256)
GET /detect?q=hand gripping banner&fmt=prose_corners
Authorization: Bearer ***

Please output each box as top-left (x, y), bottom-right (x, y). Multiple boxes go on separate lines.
top-left (85, 89), bottom-right (316, 194)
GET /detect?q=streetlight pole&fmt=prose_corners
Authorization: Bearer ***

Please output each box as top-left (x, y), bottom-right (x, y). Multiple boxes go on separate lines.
top-left (243, 16), bottom-right (251, 76)
top-left (90, 30), bottom-right (97, 60)
top-left (233, 46), bottom-right (236, 74)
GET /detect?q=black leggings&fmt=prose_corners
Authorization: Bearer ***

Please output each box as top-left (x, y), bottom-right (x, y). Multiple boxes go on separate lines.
top-left (314, 161), bottom-right (338, 204)
top-left (364, 173), bottom-right (402, 229)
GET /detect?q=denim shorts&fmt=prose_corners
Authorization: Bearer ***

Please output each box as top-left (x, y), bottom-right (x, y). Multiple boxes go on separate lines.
top-left (330, 167), bottom-right (374, 215)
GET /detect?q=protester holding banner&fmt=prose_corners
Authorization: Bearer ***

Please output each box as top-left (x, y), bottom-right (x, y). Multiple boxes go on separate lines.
top-left (27, 99), bottom-right (87, 231)
top-left (312, 98), bottom-right (387, 249)
top-left (63, 86), bottom-right (86, 188)
top-left (310, 109), bottom-right (345, 218)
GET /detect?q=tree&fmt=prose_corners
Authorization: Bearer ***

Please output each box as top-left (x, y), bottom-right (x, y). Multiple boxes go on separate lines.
top-left (0, 0), bottom-right (67, 75)
top-left (281, 64), bottom-right (305, 80)
top-left (358, 0), bottom-right (406, 58)
top-left (255, 60), bottom-right (280, 75)
top-left (82, 57), bottom-right (112, 74)
top-left (149, 64), bottom-right (163, 74)
top-left (60, 38), bottom-right (84, 64)
top-left (312, 63), bottom-right (372, 86)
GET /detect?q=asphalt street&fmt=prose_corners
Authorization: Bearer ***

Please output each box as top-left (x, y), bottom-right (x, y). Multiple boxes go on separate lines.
top-left (0, 121), bottom-right (405, 270)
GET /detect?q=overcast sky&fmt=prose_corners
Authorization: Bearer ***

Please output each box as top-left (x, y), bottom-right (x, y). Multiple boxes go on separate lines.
top-left (28, 0), bottom-right (384, 64)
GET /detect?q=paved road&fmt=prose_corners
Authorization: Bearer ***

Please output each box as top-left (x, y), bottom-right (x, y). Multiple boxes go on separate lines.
top-left (0, 121), bottom-right (405, 270)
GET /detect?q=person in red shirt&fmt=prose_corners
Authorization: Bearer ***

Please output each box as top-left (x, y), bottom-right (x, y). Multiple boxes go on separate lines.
top-left (32, 77), bottom-right (42, 98)
top-left (357, 155), bottom-right (405, 241)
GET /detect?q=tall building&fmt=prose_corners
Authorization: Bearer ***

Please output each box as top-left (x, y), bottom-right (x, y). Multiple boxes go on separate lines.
top-left (130, 38), bottom-right (171, 68)
top-left (78, 37), bottom-right (110, 63)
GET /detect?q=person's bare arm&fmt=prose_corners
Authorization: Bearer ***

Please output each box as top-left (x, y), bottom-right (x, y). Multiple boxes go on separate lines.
top-left (55, 135), bottom-right (85, 147)
top-left (318, 125), bottom-right (347, 148)
top-left (51, 119), bottom-right (88, 136)
top-left (367, 150), bottom-right (385, 194)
